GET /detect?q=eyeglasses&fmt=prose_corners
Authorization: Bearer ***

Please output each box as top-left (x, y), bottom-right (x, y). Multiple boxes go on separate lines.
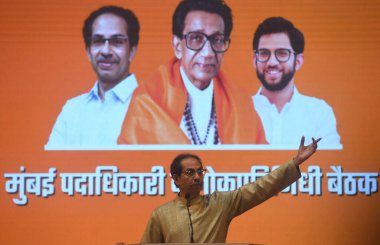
top-left (255, 48), bottom-right (296, 63)
top-left (182, 168), bottom-right (207, 177)
top-left (182, 32), bottom-right (230, 53)
top-left (88, 35), bottom-right (128, 49)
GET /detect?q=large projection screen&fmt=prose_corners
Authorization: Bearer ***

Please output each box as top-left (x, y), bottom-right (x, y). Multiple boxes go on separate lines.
top-left (0, 0), bottom-right (379, 244)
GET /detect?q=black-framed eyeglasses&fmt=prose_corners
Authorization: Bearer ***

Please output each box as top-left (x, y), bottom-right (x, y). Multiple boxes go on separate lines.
top-left (255, 48), bottom-right (297, 63)
top-left (182, 32), bottom-right (230, 53)
top-left (88, 35), bottom-right (128, 49)
top-left (182, 168), bottom-right (207, 177)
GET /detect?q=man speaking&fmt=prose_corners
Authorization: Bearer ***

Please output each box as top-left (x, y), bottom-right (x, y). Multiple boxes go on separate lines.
top-left (141, 137), bottom-right (320, 242)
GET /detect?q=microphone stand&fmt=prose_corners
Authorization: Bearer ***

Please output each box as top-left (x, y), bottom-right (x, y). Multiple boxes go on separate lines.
top-left (185, 193), bottom-right (194, 243)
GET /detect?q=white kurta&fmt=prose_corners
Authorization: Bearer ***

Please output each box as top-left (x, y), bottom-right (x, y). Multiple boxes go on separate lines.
top-left (253, 86), bottom-right (341, 148)
top-left (47, 74), bottom-right (138, 146)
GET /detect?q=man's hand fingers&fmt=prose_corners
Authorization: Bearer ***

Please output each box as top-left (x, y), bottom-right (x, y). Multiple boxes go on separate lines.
top-left (300, 136), bottom-right (305, 147)
top-left (313, 137), bottom-right (322, 144)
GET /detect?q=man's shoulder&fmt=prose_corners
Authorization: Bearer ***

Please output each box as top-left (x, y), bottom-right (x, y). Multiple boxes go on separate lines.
top-left (217, 71), bottom-right (249, 94)
top-left (54, 92), bottom-right (94, 119)
top-left (63, 92), bottom-right (93, 108)
top-left (292, 92), bottom-right (339, 121)
top-left (296, 92), bottom-right (333, 109)
top-left (153, 199), bottom-right (177, 214)
top-left (206, 191), bottom-right (234, 205)
top-left (141, 58), bottom-right (182, 97)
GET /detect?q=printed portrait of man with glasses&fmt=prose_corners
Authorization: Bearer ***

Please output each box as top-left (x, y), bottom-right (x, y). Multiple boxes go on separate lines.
top-left (46, 6), bottom-right (140, 147)
top-left (252, 17), bottom-right (341, 148)
top-left (118, 0), bottom-right (266, 145)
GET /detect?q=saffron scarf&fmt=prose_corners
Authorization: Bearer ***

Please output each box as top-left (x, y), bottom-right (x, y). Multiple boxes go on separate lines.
top-left (118, 58), bottom-right (266, 144)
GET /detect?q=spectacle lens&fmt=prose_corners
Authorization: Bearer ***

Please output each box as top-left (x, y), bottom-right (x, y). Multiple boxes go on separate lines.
top-left (183, 32), bottom-right (230, 53)
top-left (255, 48), bottom-right (295, 63)
top-left (183, 168), bottom-right (207, 177)
top-left (89, 36), bottom-right (128, 49)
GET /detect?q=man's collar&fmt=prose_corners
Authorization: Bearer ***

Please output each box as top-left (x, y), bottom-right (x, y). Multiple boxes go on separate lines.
top-left (86, 74), bottom-right (138, 103)
top-left (179, 66), bottom-right (214, 93)
top-left (87, 83), bottom-right (100, 101)
top-left (256, 85), bottom-right (300, 101)
top-left (176, 193), bottom-right (203, 205)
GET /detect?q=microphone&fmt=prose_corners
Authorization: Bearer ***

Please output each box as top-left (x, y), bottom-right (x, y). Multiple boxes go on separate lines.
top-left (185, 193), bottom-right (194, 243)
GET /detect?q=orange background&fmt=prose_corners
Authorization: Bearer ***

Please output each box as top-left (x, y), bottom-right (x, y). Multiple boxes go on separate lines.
top-left (0, 0), bottom-right (379, 244)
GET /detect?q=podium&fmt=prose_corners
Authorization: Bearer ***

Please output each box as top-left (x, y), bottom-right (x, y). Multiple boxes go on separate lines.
top-left (118, 243), bottom-right (262, 245)
top-left (116, 242), bottom-right (264, 245)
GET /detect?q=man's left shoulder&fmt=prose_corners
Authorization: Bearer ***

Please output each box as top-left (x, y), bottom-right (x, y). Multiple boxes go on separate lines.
top-left (297, 93), bottom-right (333, 109)
top-left (154, 199), bottom-right (177, 214)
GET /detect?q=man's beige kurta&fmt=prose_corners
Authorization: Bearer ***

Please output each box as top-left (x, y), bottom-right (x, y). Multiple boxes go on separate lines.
top-left (141, 160), bottom-right (301, 243)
